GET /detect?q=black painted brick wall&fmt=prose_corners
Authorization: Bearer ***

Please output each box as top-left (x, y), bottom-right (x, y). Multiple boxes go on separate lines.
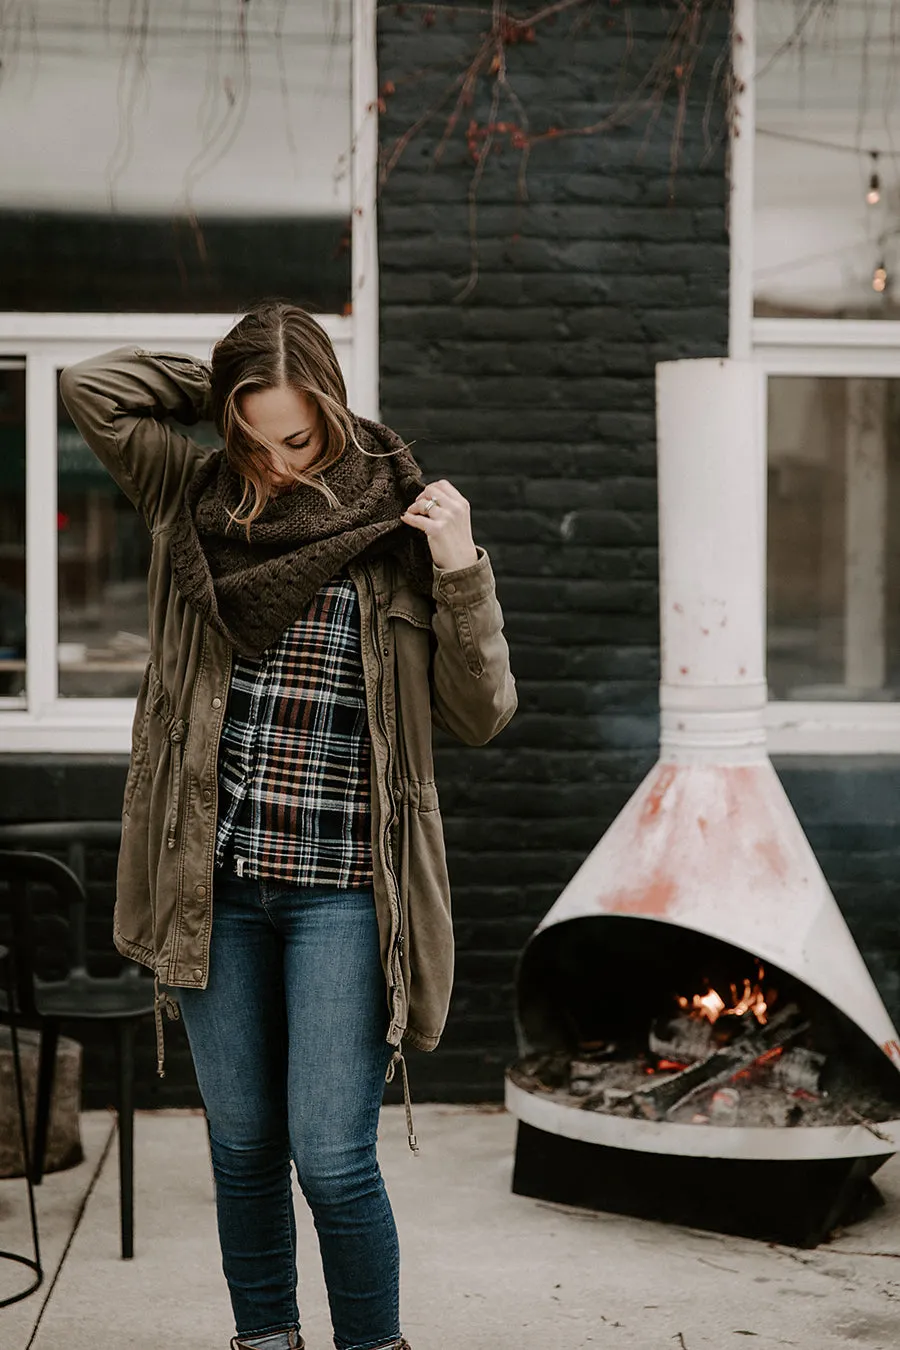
top-left (375, 1), bottom-right (730, 1098)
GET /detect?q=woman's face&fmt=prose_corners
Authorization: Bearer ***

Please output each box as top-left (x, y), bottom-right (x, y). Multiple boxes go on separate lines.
top-left (240, 384), bottom-right (324, 488)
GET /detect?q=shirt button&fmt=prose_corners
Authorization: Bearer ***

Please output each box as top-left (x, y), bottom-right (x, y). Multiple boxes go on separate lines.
top-left (195, 883), bottom-right (207, 898)
top-left (203, 789), bottom-right (213, 804)
top-left (445, 583), bottom-right (457, 597)
top-left (192, 968), bottom-right (203, 982)
top-left (212, 697), bottom-right (222, 709)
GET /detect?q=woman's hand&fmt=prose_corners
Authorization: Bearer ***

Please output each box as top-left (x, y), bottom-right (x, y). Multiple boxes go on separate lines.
top-left (401, 480), bottom-right (479, 572)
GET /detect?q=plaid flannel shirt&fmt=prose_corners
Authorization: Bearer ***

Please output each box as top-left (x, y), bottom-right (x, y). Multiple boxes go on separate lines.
top-left (214, 574), bottom-right (373, 888)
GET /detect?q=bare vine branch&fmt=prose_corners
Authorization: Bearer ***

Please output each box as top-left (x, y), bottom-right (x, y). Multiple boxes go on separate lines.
top-left (379, 0), bottom-right (733, 299)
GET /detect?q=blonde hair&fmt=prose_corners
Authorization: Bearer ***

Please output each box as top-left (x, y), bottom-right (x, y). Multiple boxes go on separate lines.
top-left (210, 301), bottom-right (364, 535)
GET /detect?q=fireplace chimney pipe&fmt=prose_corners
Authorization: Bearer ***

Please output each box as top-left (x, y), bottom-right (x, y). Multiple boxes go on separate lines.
top-left (658, 358), bottom-right (767, 761)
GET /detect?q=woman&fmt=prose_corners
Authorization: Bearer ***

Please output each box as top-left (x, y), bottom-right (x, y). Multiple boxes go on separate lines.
top-left (59, 301), bottom-right (516, 1350)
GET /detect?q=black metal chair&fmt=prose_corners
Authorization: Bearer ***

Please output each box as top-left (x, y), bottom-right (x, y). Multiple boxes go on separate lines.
top-left (0, 823), bottom-right (156, 1260)
top-left (0, 939), bottom-right (42, 1307)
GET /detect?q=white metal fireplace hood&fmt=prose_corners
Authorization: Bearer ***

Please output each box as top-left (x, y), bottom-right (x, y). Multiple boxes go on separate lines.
top-left (528, 359), bottom-right (900, 1076)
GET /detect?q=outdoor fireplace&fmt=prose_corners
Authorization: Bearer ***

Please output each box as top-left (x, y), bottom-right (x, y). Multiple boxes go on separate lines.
top-left (505, 359), bottom-right (900, 1247)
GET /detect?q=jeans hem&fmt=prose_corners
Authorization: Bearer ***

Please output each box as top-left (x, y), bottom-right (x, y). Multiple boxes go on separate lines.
top-left (236, 1322), bottom-right (302, 1339)
top-left (335, 1335), bottom-right (404, 1350)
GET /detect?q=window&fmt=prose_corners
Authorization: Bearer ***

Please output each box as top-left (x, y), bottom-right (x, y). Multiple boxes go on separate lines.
top-left (0, 1), bottom-right (378, 752)
top-left (0, 1), bottom-right (354, 314)
top-left (745, 0), bottom-right (900, 751)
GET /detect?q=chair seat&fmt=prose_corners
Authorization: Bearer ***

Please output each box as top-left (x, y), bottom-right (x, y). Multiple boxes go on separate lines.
top-left (0, 974), bottom-right (156, 1021)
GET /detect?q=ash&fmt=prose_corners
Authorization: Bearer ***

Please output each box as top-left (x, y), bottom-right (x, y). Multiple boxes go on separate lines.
top-left (509, 1014), bottom-right (897, 1130)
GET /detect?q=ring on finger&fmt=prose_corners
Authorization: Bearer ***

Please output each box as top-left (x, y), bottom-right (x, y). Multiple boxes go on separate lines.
top-left (420, 497), bottom-right (437, 515)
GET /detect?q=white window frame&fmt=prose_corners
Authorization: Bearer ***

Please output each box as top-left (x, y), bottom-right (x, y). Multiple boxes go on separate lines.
top-left (730, 0), bottom-right (900, 753)
top-left (0, 0), bottom-right (378, 756)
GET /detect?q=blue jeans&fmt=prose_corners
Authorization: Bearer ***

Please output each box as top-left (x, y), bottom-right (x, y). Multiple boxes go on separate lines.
top-left (176, 869), bottom-right (401, 1350)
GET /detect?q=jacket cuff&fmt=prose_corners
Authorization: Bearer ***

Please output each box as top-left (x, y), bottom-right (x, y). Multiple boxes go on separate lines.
top-left (432, 545), bottom-right (496, 605)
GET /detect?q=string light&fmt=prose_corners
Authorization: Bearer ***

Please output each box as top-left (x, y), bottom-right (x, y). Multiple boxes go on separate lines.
top-left (867, 152), bottom-right (881, 205)
top-left (755, 130), bottom-right (896, 304)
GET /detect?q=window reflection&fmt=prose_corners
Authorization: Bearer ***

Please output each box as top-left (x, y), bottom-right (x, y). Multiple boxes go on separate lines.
top-left (755, 1), bottom-right (900, 319)
top-left (767, 376), bottom-right (900, 700)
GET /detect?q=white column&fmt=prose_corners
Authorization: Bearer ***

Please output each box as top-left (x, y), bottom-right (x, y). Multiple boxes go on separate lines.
top-left (844, 378), bottom-right (887, 692)
top-left (656, 358), bottom-right (768, 761)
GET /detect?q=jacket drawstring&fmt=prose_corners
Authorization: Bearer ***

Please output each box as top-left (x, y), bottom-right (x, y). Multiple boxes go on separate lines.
top-left (153, 974), bottom-right (181, 1077)
top-left (386, 1045), bottom-right (419, 1154)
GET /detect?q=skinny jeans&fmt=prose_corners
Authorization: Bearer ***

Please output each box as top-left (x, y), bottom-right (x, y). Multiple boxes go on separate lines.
top-left (176, 867), bottom-right (401, 1350)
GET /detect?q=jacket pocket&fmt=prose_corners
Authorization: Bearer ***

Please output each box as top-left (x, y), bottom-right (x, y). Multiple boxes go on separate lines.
top-left (123, 663), bottom-right (153, 814)
top-left (123, 715), bottom-right (151, 815)
top-left (394, 792), bottom-right (453, 1049)
top-left (386, 587), bottom-right (434, 630)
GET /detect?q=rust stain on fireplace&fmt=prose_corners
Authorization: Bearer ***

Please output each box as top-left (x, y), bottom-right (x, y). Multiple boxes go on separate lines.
top-left (641, 765), bottom-right (678, 822)
top-left (604, 869), bottom-right (678, 916)
top-left (754, 836), bottom-right (788, 880)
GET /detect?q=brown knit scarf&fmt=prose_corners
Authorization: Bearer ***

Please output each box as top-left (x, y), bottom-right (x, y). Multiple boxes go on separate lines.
top-left (168, 415), bottom-right (434, 659)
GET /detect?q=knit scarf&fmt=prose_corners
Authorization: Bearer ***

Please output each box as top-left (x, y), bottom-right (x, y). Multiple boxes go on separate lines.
top-left (168, 415), bottom-right (434, 659)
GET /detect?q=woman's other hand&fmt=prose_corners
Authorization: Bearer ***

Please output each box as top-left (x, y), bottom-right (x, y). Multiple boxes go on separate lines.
top-left (401, 480), bottom-right (479, 572)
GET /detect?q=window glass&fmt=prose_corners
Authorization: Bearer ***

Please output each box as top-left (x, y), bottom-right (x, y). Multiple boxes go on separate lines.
top-left (767, 376), bottom-right (900, 700)
top-left (56, 373), bottom-right (221, 698)
top-left (0, 363), bottom-right (26, 701)
top-left (0, 1), bottom-right (351, 313)
top-left (755, 0), bottom-right (900, 319)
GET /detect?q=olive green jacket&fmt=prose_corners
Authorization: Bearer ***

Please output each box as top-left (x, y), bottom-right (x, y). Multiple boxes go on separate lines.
top-left (59, 348), bottom-right (517, 1092)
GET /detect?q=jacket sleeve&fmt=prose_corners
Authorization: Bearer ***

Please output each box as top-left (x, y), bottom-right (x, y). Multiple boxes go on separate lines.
top-left (58, 347), bottom-right (213, 530)
top-left (429, 546), bottom-right (517, 746)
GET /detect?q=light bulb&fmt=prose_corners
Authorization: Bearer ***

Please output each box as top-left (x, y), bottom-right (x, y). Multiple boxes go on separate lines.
top-left (867, 153), bottom-right (881, 205)
top-left (873, 262), bottom-right (888, 293)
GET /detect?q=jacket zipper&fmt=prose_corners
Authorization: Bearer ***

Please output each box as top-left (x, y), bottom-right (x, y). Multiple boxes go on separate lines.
top-left (361, 565), bottom-right (404, 998)
top-left (166, 718), bottom-right (186, 850)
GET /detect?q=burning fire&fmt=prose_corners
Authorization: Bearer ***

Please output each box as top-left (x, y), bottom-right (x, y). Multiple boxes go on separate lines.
top-left (676, 963), bottom-right (770, 1026)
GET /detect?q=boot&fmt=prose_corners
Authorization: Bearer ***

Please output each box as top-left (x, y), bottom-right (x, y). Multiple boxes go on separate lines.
top-left (231, 1332), bottom-right (304, 1350)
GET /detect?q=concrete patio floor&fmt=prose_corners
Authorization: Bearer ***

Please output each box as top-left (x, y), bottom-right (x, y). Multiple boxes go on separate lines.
top-left (2, 1105), bottom-right (900, 1350)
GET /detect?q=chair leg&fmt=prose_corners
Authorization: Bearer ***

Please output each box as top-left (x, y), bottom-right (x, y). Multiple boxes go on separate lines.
top-left (31, 1020), bottom-right (59, 1186)
top-left (0, 957), bottom-right (43, 1307)
top-left (116, 1020), bottom-right (135, 1260)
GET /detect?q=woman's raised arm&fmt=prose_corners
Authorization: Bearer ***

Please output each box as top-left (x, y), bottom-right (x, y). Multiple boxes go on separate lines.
top-left (59, 347), bottom-right (213, 529)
